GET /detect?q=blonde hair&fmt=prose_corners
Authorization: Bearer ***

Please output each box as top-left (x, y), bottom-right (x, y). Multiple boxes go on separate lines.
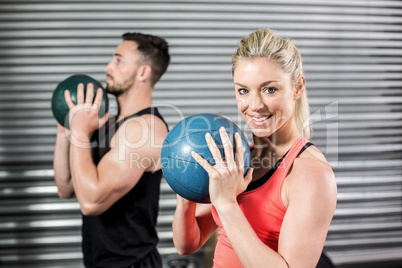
top-left (232, 28), bottom-right (311, 139)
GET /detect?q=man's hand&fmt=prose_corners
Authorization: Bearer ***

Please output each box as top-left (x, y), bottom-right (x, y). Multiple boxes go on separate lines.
top-left (64, 83), bottom-right (109, 146)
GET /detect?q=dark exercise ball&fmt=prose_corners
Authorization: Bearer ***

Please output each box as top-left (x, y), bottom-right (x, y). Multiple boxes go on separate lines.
top-left (51, 74), bottom-right (109, 129)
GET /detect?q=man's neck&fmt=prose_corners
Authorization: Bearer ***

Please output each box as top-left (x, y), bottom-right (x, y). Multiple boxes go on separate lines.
top-left (116, 85), bottom-right (153, 117)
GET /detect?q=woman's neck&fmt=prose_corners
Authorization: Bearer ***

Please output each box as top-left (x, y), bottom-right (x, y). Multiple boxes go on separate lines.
top-left (251, 123), bottom-right (302, 176)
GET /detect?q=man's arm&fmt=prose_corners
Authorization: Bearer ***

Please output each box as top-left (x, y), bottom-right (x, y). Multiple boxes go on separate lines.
top-left (53, 123), bottom-right (74, 198)
top-left (69, 117), bottom-right (149, 215)
top-left (65, 84), bottom-right (167, 215)
top-left (70, 115), bottom-right (167, 215)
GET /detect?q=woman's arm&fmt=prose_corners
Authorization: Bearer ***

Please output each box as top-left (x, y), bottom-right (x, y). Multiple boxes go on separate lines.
top-left (193, 128), bottom-right (337, 267)
top-left (216, 159), bottom-right (336, 267)
top-left (172, 196), bottom-right (217, 255)
top-left (278, 157), bottom-right (337, 267)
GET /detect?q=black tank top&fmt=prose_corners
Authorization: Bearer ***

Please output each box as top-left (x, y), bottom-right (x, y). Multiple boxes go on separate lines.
top-left (82, 107), bottom-right (168, 267)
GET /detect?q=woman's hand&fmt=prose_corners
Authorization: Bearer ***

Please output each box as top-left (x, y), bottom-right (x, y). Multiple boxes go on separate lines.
top-left (191, 127), bottom-right (253, 208)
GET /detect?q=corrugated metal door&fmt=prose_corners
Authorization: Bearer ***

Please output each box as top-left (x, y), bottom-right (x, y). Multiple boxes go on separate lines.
top-left (0, 1), bottom-right (401, 267)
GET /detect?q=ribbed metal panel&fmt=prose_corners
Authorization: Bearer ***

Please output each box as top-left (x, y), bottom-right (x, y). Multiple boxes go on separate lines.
top-left (0, 1), bottom-right (401, 267)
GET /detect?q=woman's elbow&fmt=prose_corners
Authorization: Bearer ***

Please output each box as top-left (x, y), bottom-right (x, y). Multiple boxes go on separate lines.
top-left (173, 239), bottom-right (200, 255)
top-left (176, 246), bottom-right (198, 256)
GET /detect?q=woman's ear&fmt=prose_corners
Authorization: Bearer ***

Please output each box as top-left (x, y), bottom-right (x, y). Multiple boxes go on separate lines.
top-left (138, 65), bottom-right (152, 83)
top-left (294, 74), bottom-right (306, 100)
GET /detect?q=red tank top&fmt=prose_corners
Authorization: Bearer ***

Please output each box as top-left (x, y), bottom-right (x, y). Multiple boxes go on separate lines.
top-left (211, 137), bottom-right (310, 268)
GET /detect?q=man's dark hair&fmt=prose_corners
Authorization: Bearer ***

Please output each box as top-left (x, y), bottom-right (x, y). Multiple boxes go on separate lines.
top-left (122, 32), bottom-right (170, 86)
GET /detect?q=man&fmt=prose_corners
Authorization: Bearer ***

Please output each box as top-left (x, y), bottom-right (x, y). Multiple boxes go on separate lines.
top-left (53, 32), bottom-right (170, 268)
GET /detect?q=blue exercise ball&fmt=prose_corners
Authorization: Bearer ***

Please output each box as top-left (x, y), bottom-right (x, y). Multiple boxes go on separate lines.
top-left (161, 113), bottom-right (251, 203)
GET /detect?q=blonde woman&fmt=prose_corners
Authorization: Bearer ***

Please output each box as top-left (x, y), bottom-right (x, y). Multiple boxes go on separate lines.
top-left (173, 29), bottom-right (337, 267)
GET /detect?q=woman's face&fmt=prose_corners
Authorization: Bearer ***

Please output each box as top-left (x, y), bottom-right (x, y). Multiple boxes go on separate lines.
top-left (234, 57), bottom-right (301, 139)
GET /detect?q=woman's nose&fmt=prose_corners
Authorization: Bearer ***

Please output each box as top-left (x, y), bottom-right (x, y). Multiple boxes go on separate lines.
top-left (250, 92), bottom-right (264, 111)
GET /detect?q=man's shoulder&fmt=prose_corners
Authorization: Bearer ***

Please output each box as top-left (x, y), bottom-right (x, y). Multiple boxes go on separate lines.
top-left (109, 113), bottom-right (168, 155)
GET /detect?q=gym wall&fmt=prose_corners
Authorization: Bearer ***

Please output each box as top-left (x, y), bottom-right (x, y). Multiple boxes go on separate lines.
top-left (0, 1), bottom-right (402, 267)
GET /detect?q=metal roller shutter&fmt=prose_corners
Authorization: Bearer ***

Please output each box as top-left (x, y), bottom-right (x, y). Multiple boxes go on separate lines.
top-left (0, 0), bottom-right (401, 267)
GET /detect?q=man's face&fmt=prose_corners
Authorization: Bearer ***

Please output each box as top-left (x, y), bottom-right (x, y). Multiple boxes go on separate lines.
top-left (104, 41), bottom-right (141, 96)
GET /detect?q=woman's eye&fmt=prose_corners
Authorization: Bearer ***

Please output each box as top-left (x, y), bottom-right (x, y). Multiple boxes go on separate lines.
top-left (238, 88), bottom-right (248, 95)
top-left (264, 87), bottom-right (276, 94)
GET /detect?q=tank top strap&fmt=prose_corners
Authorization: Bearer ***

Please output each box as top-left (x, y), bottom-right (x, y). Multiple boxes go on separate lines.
top-left (276, 137), bottom-right (310, 179)
top-left (114, 107), bottom-right (169, 133)
top-left (91, 107), bottom-right (168, 165)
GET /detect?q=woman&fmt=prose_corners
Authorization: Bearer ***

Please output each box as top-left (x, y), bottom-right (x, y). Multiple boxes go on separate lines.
top-left (172, 28), bottom-right (337, 268)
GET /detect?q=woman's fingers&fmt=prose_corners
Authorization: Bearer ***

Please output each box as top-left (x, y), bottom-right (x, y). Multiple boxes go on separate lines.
top-left (191, 150), bottom-right (216, 174)
top-left (205, 132), bottom-right (223, 168)
top-left (244, 167), bottom-right (254, 186)
top-left (193, 129), bottom-right (244, 176)
top-left (219, 127), bottom-right (234, 169)
top-left (234, 132), bottom-right (245, 171)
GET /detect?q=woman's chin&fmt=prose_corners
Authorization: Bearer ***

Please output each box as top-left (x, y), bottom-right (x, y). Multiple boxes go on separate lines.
top-left (250, 128), bottom-right (274, 138)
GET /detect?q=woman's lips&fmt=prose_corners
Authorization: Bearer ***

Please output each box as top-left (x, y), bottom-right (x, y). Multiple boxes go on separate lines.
top-left (250, 115), bottom-right (272, 126)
